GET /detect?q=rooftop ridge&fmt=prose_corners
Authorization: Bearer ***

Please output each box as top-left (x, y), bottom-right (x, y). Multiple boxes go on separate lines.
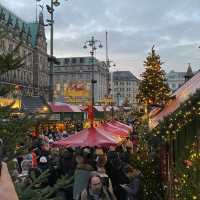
top-left (0, 2), bottom-right (33, 25)
top-left (0, 2), bottom-right (40, 47)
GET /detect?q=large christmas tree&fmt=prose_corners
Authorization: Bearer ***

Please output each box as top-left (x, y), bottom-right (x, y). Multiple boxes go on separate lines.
top-left (137, 46), bottom-right (171, 110)
top-left (0, 30), bottom-right (34, 161)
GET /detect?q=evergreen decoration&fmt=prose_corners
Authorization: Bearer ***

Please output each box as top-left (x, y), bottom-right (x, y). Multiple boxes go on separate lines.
top-left (150, 89), bottom-right (200, 200)
top-left (0, 42), bottom-right (25, 74)
top-left (137, 46), bottom-right (171, 110)
top-left (16, 169), bottom-right (74, 200)
top-left (129, 127), bottom-right (165, 200)
top-left (151, 89), bottom-right (200, 142)
top-left (174, 138), bottom-right (200, 200)
top-left (0, 31), bottom-right (40, 161)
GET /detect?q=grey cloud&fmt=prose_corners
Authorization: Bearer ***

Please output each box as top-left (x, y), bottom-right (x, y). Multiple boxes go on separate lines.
top-left (1, 0), bottom-right (200, 77)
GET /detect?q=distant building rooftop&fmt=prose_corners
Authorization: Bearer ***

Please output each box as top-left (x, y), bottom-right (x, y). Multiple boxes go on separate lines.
top-left (113, 71), bottom-right (139, 81)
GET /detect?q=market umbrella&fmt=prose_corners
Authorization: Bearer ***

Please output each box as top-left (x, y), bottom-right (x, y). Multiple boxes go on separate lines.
top-left (109, 120), bottom-right (132, 132)
top-left (100, 123), bottom-right (129, 138)
top-left (52, 127), bottom-right (123, 148)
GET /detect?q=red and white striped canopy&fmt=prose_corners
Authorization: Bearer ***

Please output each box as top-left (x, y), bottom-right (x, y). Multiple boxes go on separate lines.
top-left (48, 102), bottom-right (82, 113)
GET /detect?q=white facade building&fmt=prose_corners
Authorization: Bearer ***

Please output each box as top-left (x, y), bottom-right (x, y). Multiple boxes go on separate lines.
top-left (111, 71), bottom-right (139, 107)
top-left (53, 57), bottom-right (109, 104)
top-left (166, 64), bottom-right (194, 91)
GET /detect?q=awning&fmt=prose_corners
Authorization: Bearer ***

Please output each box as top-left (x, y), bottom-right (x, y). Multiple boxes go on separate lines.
top-left (52, 127), bottom-right (123, 148)
top-left (94, 106), bottom-right (105, 112)
top-left (109, 120), bottom-right (132, 132)
top-left (100, 122), bottom-right (129, 138)
top-left (21, 96), bottom-right (49, 113)
top-left (48, 102), bottom-right (82, 113)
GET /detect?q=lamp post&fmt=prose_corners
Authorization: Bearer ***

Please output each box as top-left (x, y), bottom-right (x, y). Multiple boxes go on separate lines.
top-left (83, 36), bottom-right (103, 108)
top-left (46, 0), bottom-right (62, 102)
top-left (116, 92), bottom-right (120, 107)
top-left (38, 0), bottom-right (66, 102)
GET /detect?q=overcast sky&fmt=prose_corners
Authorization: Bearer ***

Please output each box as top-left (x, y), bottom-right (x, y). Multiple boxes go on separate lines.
top-left (2, 0), bottom-right (200, 77)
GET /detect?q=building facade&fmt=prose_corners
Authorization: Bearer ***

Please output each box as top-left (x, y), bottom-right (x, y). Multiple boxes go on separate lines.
top-left (111, 71), bottom-right (139, 107)
top-left (166, 64), bottom-right (194, 92)
top-left (53, 57), bottom-right (109, 104)
top-left (0, 3), bottom-right (49, 99)
top-left (166, 70), bottom-right (186, 91)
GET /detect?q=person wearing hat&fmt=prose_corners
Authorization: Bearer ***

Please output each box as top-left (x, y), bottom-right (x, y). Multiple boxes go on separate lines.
top-left (38, 156), bottom-right (48, 173)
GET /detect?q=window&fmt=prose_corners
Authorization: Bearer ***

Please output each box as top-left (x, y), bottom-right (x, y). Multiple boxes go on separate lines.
top-left (75, 66), bottom-right (79, 71)
top-left (23, 50), bottom-right (26, 57)
top-left (72, 58), bottom-right (76, 64)
top-left (8, 43), bottom-right (13, 52)
top-left (0, 40), bottom-right (5, 50)
top-left (64, 58), bottom-right (69, 64)
top-left (56, 83), bottom-right (60, 91)
top-left (171, 83), bottom-right (176, 89)
top-left (80, 57), bottom-right (85, 63)
top-left (28, 53), bottom-right (32, 64)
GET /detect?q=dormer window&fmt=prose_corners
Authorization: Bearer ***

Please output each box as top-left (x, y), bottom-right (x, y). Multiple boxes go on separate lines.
top-left (0, 9), bottom-right (5, 22)
top-left (27, 27), bottom-right (32, 42)
top-left (20, 23), bottom-right (26, 39)
top-left (7, 14), bottom-right (13, 26)
top-left (14, 18), bottom-right (20, 32)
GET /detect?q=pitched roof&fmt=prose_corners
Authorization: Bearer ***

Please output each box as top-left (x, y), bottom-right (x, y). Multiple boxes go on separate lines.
top-left (113, 71), bottom-right (139, 81)
top-left (0, 3), bottom-right (39, 47)
top-left (21, 96), bottom-right (48, 113)
top-left (29, 23), bottom-right (39, 47)
top-left (149, 70), bottom-right (200, 129)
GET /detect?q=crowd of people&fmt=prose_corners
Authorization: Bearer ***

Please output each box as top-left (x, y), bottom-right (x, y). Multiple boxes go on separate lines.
top-left (12, 120), bottom-right (143, 200)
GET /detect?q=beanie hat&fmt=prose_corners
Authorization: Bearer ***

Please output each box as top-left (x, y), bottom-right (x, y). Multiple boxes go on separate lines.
top-left (39, 156), bottom-right (47, 163)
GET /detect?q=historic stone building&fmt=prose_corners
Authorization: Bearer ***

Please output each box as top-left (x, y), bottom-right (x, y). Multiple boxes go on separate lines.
top-left (111, 71), bottom-right (139, 107)
top-left (53, 57), bottom-right (109, 105)
top-left (166, 64), bottom-right (194, 92)
top-left (0, 3), bottom-right (49, 99)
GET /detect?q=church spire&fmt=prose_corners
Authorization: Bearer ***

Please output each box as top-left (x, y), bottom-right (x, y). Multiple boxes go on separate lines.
top-left (185, 63), bottom-right (193, 82)
top-left (39, 11), bottom-right (44, 26)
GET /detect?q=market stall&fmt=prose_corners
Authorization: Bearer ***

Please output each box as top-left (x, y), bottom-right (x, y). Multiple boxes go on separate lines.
top-left (52, 127), bottom-right (124, 148)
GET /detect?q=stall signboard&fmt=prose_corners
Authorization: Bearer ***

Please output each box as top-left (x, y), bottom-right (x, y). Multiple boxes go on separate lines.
top-left (0, 98), bottom-right (21, 109)
top-left (64, 81), bottom-right (90, 104)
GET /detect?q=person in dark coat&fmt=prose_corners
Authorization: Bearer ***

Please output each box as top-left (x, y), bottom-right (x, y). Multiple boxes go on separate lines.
top-left (106, 147), bottom-right (129, 200)
top-left (121, 164), bottom-right (143, 200)
top-left (73, 149), bottom-right (94, 200)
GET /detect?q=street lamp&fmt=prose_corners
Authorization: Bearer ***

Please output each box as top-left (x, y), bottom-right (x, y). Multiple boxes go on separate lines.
top-left (83, 36), bottom-right (103, 108)
top-left (37, 0), bottom-right (68, 102)
top-left (116, 92), bottom-right (120, 107)
top-left (47, 0), bottom-right (62, 102)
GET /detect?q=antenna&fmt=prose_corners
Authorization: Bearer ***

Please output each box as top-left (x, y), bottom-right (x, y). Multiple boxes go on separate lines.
top-left (35, 0), bottom-right (42, 22)
top-left (106, 31), bottom-right (109, 67)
